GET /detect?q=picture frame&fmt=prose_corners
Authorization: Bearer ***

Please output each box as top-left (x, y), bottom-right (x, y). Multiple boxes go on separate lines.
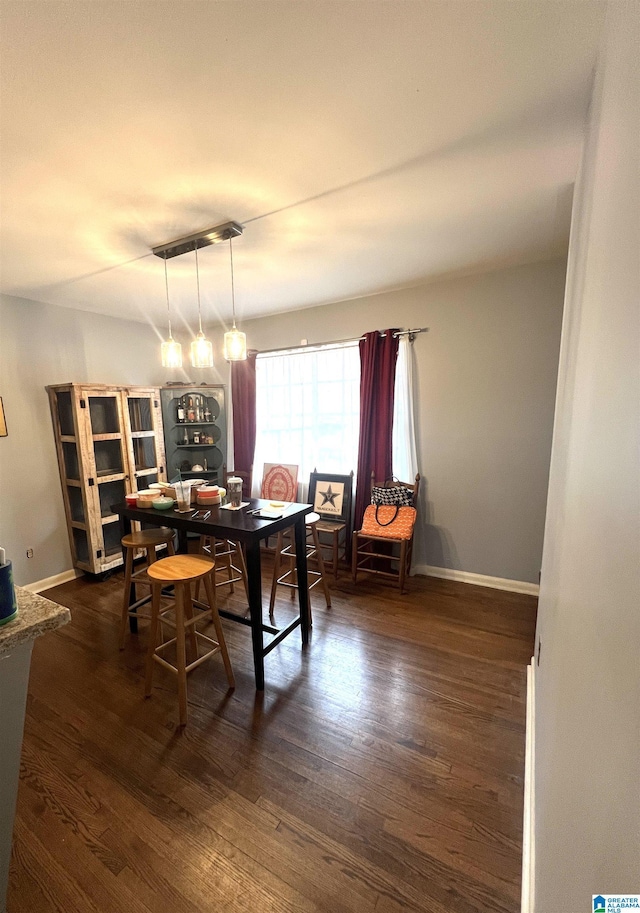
top-left (308, 471), bottom-right (354, 525)
top-left (0, 398), bottom-right (6, 437)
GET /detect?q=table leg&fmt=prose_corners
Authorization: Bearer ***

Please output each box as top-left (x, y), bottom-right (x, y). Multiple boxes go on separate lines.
top-left (118, 514), bottom-right (138, 634)
top-left (177, 529), bottom-right (189, 554)
top-left (244, 540), bottom-right (265, 690)
top-left (294, 518), bottom-right (310, 645)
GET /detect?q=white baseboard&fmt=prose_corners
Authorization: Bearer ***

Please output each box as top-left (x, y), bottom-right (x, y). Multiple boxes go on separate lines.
top-left (521, 660), bottom-right (536, 913)
top-left (22, 569), bottom-right (80, 594)
top-left (414, 564), bottom-right (539, 596)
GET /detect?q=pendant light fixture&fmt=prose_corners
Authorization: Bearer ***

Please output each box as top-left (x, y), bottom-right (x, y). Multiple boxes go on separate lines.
top-left (153, 220), bottom-right (246, 366)
top-left (190, 243), bottom-right (214, 368)
top-left (160, 255), bottom-right (182, 368)
top-left (223, 236), bottom-right (247, 361)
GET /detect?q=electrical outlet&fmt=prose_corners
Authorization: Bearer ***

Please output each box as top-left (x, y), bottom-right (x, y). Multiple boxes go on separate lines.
top-left (26, 548), bottom-right (34, 558)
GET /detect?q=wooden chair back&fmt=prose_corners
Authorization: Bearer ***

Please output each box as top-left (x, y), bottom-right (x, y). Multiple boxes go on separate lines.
top-left (370, 472), bottom-right (420, 508)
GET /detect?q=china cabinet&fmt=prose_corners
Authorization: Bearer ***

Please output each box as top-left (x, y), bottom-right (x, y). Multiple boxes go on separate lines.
top-left (46, 384), bottom-right (166, 574)
top-left (160, 384), bottom-right (227, 484)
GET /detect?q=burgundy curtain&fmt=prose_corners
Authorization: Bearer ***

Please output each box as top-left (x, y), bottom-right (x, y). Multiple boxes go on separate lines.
top-left (354, 329), bottom-right (399, 528)
top-left (230, 350), bottom-right (257, 493)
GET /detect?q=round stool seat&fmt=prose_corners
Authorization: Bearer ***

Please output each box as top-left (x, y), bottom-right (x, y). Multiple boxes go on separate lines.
top-left (305, 512), bottom-right (320, 525)
top-left (147, 554), bottom-right (215, 584)
top-left (121, 527), bottom-right (175, 549)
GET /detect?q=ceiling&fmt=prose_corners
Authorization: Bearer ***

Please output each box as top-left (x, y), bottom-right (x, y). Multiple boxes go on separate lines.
top-left (0, 1), bottom-right (605, 332)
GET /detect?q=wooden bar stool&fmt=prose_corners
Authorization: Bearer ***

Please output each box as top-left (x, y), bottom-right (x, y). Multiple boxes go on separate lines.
top-left (119, 527), bottom-right (175, 649)
top-left (268, 512), bottom-right (331, 622)
top-left (198, 536), bottom-right (249, 601)
top-left (145, 555), bottom-right (234, 727)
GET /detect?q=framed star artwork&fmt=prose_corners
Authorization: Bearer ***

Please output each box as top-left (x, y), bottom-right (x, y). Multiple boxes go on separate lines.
top-left (308, 471), bottom-right (353, 525)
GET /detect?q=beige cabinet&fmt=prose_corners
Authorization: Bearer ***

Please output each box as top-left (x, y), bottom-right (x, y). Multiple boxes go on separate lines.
top-left (46, 384), bottom-right (167, 575)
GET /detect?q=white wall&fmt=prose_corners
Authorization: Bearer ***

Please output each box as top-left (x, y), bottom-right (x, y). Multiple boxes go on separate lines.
top-left (0, 294), bottom-right (227, 585)
top-left (533, 2), bottom-right (640, 906)
top-left (240, 258), bottom-right (566, 585)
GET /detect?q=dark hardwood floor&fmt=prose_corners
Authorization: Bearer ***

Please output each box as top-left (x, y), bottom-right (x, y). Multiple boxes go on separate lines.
top-left (8, 564), bottom-right (536, 913)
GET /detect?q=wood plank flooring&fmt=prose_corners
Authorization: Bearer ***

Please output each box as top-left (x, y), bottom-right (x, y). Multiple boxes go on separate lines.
top-left (8, 565), bottom-right (536, 913)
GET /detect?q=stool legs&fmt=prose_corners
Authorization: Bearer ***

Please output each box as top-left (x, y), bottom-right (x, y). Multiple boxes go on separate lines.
top-left (174, 583), bottom-right (188, 725)
top-left (310, 523), bottom-right (332, 609)
top-left (120, 534), bottom-right (175, 649)
top-left (269, 523), bottom-right (331, 622)
top-left (145, 584), bottom-right (162, 698)
top-left (146, 565), bottom-right (234, 727)
top-left (203, 574), bottom-right (235, 689)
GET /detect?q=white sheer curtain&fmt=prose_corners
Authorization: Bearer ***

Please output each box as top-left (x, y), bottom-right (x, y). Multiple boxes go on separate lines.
top-left (253, 342), bottom-right (360, 497)
top-left (392, 335), bottom-right (419, 483)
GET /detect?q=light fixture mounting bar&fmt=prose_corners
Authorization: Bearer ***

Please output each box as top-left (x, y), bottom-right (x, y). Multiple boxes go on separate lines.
top-left (152, 220), bottom-right (243, 259)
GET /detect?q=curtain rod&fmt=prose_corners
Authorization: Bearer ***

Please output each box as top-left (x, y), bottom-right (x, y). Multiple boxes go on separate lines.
top-left (256, 327), bottom-right (428, 357)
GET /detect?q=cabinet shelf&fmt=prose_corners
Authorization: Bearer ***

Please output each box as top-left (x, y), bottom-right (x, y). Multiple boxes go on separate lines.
top-left (161, 386), bottom-right (227, 484)
top-left (172, 422), bottom-right (218, 429)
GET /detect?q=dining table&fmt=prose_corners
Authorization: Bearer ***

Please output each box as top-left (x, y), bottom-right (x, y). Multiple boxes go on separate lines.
top-left (114, 498), bottom-right (312, 689)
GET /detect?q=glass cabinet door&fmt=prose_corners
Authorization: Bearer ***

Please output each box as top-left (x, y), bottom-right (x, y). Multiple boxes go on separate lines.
top-left (122, 389), bottom-right (166, 491)
top-left (77, 387), bottom-right (130, 565)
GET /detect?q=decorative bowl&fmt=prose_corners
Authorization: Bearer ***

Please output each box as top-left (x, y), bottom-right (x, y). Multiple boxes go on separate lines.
top-left (152, 496), bottom-right (175, 510)
top-left (137, 489), bottom-right (161, 508)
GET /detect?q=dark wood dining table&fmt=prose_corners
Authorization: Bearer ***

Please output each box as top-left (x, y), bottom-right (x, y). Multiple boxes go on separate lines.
top-left (114, 498), bottom-right (312, 689)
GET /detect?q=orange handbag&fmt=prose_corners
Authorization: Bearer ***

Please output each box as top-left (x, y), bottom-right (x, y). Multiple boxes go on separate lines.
top-left (360, 504), bottom-right (417, 540)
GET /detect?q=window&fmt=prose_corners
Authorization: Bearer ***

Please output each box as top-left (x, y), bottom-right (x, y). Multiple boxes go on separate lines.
top-left (253, 342), bottom-right (360, 495)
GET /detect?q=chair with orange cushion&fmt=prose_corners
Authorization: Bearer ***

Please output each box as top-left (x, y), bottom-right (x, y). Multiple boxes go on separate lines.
top-left (352, 473), bottom-right (420, 594)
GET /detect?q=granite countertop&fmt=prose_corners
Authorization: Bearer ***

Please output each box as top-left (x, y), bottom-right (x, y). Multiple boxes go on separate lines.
top-left (0, 586), bottom-right (70, 656)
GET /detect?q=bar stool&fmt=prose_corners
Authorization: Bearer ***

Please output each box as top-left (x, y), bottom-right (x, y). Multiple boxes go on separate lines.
top-left (198, 536), bottom-right (248, 601)
top-left (145, 555), bottom-right (234, 726)
top-left (120, 527), bottom-right (175, 649)
top-left (268, 512), bottom-right (331, 622)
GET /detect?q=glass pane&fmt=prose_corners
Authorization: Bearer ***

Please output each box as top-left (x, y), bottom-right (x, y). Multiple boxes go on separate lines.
top-left (103, 523), bottom-right (123, 557)
top-left (62, 442), bottom-right (80, 480)
top-left (128, 397), bottom-right (153, 432)
top-left (132, 437), bottom-right (157, 471)
top-left (56, 391), bottom-right (75, 436)
top-left (72, 528), bottom-right (89, 564)
top-left (94, 440), bottom-right (123, 476)
top-left (98, 480), bottom-right (126, 517)
top-left (89, 396), bottom-right (119, 434)
top-left (67, 486), bottom-right (85, 522)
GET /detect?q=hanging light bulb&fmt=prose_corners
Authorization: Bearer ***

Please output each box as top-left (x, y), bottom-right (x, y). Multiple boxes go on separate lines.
top-left (161, 256), bottom-right (182, 368)
top-left (223, 236), bottom-right (247, 361)
top-left (190, 243), bottom-right (214, 368)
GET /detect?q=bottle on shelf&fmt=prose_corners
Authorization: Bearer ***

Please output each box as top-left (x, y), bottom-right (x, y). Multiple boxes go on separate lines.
top-left (195, 396), bottom-right (202, 422)
top-left (177, 396), bottom-right (185, 423)
top-left (187, 397), bottom-right (195, 422)
top-left (182, 427), bottom-right (188, 446)
top-left (204, 403), bottom-right (212, 422)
